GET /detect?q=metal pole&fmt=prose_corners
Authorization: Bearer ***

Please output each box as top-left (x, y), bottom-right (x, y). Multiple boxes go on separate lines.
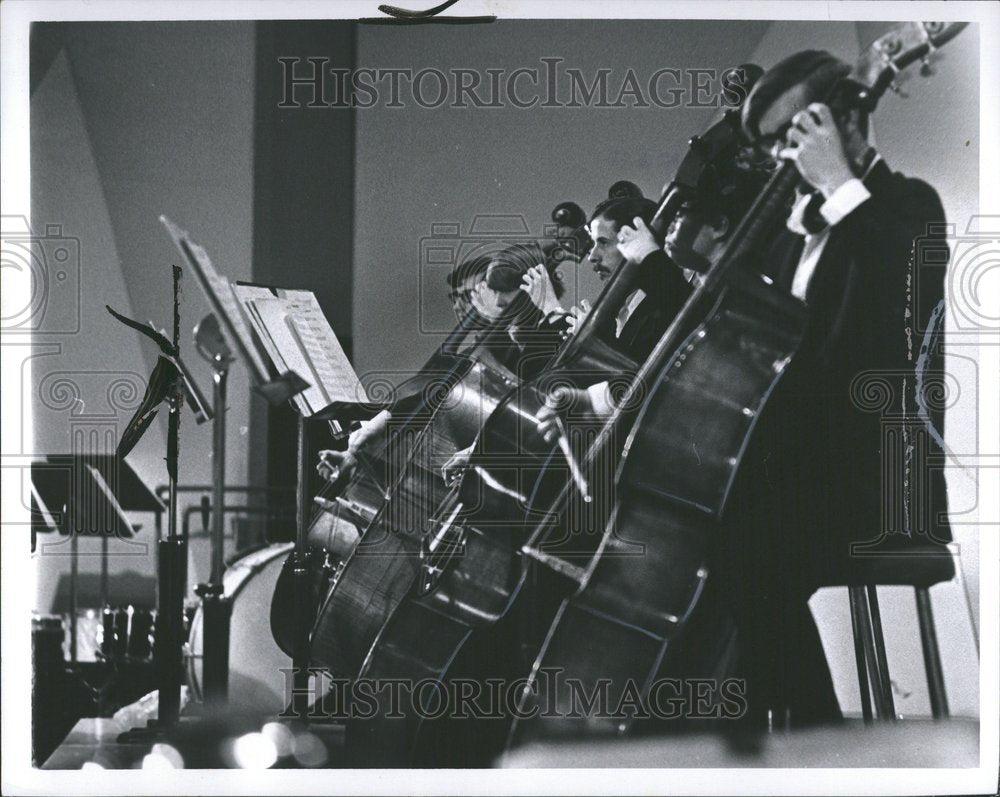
top-left (290, 414), bottom-right (312, 721)
top-left (198, 361), bottom-right (232, 707)
top-left (153, 512), bottom-right (161, 613)
top-left (848, 587), bottom-right (873, 723)
top-left (211, 367), bottom-right (228, 584)
top-left (100, 535), bottom-right (109, 608)
top-left (156, 392), bottom-right (185, 727)
top-left (296, 414), bottom-right (310, 558)
top-left (157, 265), bottom-right (186, 727)
top-left (915, 586), bottom-right (949, 718)
top-left (866, 585), bottom-right (897, 721)
top-left (68, 505), bottom-right (78, 665)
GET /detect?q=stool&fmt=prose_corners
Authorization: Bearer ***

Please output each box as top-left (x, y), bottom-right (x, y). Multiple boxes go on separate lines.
top-left (818, 534), bottom-right (954, 723)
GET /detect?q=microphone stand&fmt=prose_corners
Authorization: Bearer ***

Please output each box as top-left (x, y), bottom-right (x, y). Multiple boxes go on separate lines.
top-left (289, 414), bottom-right (313, 723)
top-left (193, 314), bottom-right (234, 707)
top-left (152, 266), bottom-right (188, 731)
top-left (113, 266), bottom-right (206, 740)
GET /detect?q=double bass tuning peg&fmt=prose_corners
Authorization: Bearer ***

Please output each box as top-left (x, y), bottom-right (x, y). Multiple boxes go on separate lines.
top-left (920, 57), bottom-right (935, 77)
top-left (551, 201), bottom-right (586, 228)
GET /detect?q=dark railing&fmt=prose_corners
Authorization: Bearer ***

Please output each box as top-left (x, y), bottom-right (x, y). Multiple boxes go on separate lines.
top-left (153, 484), bottom-right (294, 539)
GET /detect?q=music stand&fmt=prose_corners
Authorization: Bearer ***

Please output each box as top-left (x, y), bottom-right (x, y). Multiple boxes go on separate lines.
top-left (191, 312), bottom-right (234, 708)
top-left (228, 281), bottom-right (383, 722)
top-left (30, 455), bottom-right (163, 662)
top-left (163, 218), bottom-right (386, 725)
top-left (107, 265), bottom-right (211, 738)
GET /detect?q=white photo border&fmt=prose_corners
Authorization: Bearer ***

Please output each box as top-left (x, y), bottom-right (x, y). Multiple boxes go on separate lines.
top-left (2, 1), bottom-right (997, 795)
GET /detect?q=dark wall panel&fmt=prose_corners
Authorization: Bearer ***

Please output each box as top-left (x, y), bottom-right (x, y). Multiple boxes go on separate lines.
top-left (251, 21), bottom-right (357, 519)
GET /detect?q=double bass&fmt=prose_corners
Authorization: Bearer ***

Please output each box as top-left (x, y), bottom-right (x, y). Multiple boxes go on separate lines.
top-left (505, 21), bottom-right (968, 744)
top-left (270, 244), bottom-right (563, 657)
top-left (307, 65), bottom-right (767, 764)
top-left (296, 237), bottom-right (577, 673)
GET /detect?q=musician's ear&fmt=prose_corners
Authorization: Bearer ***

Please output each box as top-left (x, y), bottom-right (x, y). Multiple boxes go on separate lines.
top-left (837, 108), bottom-right (871, 159)
top-left (834, 107), bottom-right (864, 136)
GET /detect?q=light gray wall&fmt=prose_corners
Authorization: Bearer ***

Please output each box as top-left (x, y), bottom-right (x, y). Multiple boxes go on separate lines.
top-left (352, 19), bottom-right (771, 383)
top-left (31, 21), bottom-right (257, 607)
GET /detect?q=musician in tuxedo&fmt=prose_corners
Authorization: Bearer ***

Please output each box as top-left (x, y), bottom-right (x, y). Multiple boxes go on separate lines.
top-left (569, 196), bottom-right (694, 364)
top-left (538, 163), bottom-right (765, 427)
top-left (701, 49), bottom-right (952, 729)
top-left (526, 163), bottom-right (769, 741)
top-left (473, 243), bottom-right (570, 378)
top-left (314, 255), bottom-right (490, 502)
top-left (443, 196), bottom-right (698, 493)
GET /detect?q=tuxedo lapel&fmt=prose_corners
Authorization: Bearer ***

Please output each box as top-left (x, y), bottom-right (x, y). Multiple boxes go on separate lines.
top-left (765, 230), bottom-right (805, 291)
top-left (801, 160), bottom-right (894, 307)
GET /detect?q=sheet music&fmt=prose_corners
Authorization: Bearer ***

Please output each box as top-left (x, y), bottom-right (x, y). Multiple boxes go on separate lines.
top-left (246, 292), bottom-right (370, 416)
top-left (250, 297), bottom-right (326, 416)
top-left (159, 218), bottom-right (367, 417)
top-left (159, 216), bottom-right (270, 381)
top-left (284, 292), bottom-right (370, 406)
top-left (232, 283), bottom-right (290, 377)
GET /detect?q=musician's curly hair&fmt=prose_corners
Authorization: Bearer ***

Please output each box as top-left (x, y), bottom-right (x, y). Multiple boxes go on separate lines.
top-left (485, 242), bottom-right (565, 299)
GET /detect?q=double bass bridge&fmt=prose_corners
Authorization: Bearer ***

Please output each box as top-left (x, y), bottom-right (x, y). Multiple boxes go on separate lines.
top-left (417, 499), bottom-right (467, 595)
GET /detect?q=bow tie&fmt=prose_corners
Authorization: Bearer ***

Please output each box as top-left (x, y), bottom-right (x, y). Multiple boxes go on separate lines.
top-left (786, 149), bottom-right (881, 237)
top-left (787, 190), bottom-right (829, 236)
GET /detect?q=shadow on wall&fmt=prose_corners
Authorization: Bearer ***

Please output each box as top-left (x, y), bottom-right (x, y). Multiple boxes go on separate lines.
top-left (29, 21), bottom-right (258, 608)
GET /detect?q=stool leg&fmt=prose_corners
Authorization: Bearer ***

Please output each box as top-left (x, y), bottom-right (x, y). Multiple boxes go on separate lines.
top-left (848, 587), bottom-right (874, 723)
top-left (865, 585), bottom-right (896, 721)
top-left (915, 586), bottom-right (949, 718)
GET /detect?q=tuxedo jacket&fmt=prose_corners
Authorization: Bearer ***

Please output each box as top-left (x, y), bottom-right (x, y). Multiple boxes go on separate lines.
top-left (614, 250), bottom-right (694, 364)
top-left (719, 158), bottom-right (952, 593)
top-left (662, 160), bottom-right (953, 727)
top-left (476, 304), bottom-right (570, 381)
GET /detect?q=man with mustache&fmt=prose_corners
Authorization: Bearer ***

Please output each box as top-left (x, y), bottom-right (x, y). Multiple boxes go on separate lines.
top-left (569, 195), bottom-right (693, 364)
